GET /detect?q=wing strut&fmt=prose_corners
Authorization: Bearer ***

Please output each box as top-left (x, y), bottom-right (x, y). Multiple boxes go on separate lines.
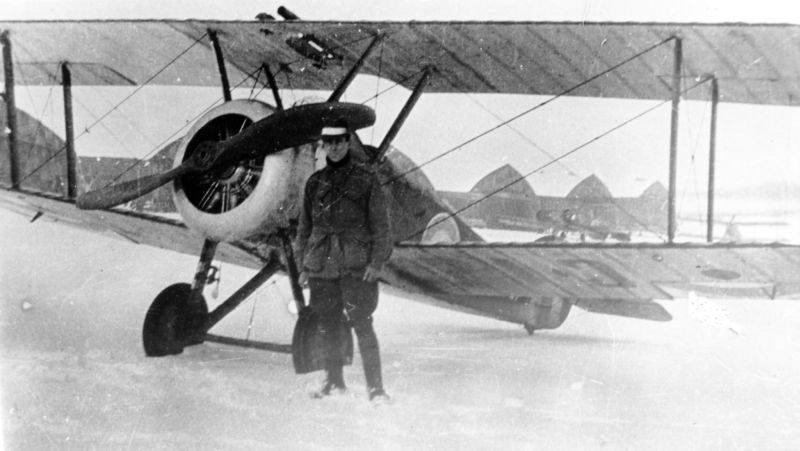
top-left (328, 32), bottom-right (384, 102)
top-left (262, 62), bottom-right (284, 111)
top-left (667, 37), bottom-right (682, 243)
top-left (202, 231), bottom-right (304, 354)
top-left (61, 62), bottom-right (78, 199)
top-left (190, 239), bottom-right (219, 312)
top-left (707, 75), bottom-right (719, 243)
top-left (375, 66), bottom-right (432, 162)
top-left (1, 30), bottom-right (19, 188)
top-left (278, 230), bottom-right (306, 314)
top-left (208, 29), bottom-right (232, 102)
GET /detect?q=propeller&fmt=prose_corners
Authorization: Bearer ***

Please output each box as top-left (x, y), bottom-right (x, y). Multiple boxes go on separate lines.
top-left (76, 141), bottom-right (216, 210)
top-left (76, 102), bottom-right (375, 210)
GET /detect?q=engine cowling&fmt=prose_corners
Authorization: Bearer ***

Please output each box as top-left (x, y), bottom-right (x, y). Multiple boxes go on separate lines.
top-left (172, 99), bottom-right (315, 242)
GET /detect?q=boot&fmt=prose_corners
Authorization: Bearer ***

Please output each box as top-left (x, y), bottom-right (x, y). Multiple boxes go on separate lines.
top-left (368, 387), bottom-right (391, 403)
top-left (353, 320), bottom-right (388, 402)
top-left (311, 362), bottom-right (346, 399)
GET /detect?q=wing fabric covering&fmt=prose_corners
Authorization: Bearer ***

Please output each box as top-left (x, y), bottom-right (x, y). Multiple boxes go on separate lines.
top-left (383, 242), bottom-right (800, 321)
top-left (0, 189), bottom-right (265, 269)
top-left (4, 189), bottom-right (800, 325)
top-left (2, 21), bottom-right (800, 105)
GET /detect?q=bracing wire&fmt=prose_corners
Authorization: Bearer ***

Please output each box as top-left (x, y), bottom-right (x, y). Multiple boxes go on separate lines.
top-left (356, 67), bottom-right (427, 105)
top-left (282, 69), bottom-right (296, 106)
top-left (460, 92), bottom-right (673, 239)
top-left (15, 32), bottom-right (211, 185)
top-left (11, 47), bottom-right (142, 162)
top-left (79, 31), bottom-right (384, 189)
top-left (671, 65), bottom-right (713, 227)
top-left (686, 71), bottom-right (712, 224)
top-left (676, 64), bottom-right (696, 223)
top-left (402, 77), bottom-right (711, 243)
top-left (24, 84), bottom-right (55, 154)
top-left (463, 93), bottom-right (579, 177)
top-left (245, 278), bottom-right (280, 341)
top-left (301, 37), bottom-right (680, 237)
top-left (78, 31), bottom-right (384, 190)
top-left (71, 94), bottom-right (145, 158)
top-left (404, 102), bottom-right (674, 242)
top-left (245, 286), bottom-right (259, 342)
top-left (10, 49), bottom-right (58, 168)
top-left (104, 64), bottom-right (268, 186)
top-left (247, 65), bottom-right (265, 100)
top-left (383, 37), bottom-right (677, 187)
top-left (80, 83), bottom-right (160, 151)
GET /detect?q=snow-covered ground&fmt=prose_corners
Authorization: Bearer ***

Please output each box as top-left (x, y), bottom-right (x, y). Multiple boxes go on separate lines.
top-left (2, 208), bottom-right (800, 450)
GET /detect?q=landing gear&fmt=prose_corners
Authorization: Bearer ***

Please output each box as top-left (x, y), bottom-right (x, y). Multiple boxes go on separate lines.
top-left (142, 283), bottom-right (208, 356)
top-left (141, 231), bottom-right (307, 357)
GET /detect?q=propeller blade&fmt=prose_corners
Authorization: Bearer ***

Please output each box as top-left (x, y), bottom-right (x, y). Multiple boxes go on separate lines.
top-left (76, 162), bottom-right (195, 210)
top-left (218, 102), bottom-right (375, 164)
top-left (75, 102), bottom-right (375, 210)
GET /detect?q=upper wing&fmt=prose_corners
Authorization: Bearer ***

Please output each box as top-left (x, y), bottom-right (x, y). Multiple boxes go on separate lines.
top-left (2, 21), bottom-right (800, 105)
top-left (0, 21), bottom-right (233, 86)
top-left (383, 241), bottom-right (800, 319)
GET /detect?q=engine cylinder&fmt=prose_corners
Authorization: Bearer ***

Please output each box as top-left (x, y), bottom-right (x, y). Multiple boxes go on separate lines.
top-left (172, 99), bottom-right (315, 241)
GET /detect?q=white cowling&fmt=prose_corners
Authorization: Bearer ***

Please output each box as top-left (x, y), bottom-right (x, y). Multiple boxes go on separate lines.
top-left (172, 99), bottom-right (316, 242)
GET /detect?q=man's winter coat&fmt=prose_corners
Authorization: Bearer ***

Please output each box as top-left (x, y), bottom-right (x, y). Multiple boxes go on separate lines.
top-left (295, 155), bottom-right (391, 279)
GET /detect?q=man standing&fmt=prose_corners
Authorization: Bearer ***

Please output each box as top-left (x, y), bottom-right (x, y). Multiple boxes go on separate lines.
top-left (295, 122), bottom-right (391, 402)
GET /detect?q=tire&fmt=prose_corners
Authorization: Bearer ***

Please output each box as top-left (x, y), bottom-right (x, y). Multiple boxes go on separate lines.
top-left (142, 283), bottom-right (208, 357)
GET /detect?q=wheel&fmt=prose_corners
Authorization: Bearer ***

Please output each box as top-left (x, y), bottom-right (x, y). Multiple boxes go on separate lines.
top-left (524, 324), bottom-right (535, 335)
top-left (142, 283), bottom-right (208, 357)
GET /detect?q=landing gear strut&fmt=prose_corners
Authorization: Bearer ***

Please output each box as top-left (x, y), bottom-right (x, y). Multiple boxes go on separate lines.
top-left (142, 232), bottom-right (306, 357)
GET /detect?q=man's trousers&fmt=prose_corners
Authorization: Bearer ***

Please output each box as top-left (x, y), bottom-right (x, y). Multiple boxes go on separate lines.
top-left (308, 276), bottom-right (383, 391)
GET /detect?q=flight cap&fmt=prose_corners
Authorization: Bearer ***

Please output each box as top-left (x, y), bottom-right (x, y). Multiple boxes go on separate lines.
top-left (320, 119), bottom-right (350, 140)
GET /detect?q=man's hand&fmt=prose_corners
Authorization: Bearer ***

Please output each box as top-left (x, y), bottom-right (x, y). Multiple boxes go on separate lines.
top-left (363, 265), bottom-right (382, 282)
top-left (298, 271), bottom-right (309, 287)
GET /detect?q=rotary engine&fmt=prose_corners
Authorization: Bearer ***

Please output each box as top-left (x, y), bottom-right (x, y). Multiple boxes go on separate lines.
top-left (172, 99), bottom-right (316, 242)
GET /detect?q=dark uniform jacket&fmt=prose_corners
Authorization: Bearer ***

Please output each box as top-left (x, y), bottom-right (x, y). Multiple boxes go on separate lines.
top-left (295, 155), bottom-right (391, 279)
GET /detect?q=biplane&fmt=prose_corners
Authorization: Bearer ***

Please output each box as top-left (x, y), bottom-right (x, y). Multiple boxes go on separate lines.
top-left (2, 11), bottom-right (800, 357)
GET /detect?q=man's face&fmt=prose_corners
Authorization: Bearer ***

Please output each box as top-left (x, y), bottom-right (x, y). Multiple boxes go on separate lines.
top-left (320, 135), bottom-right (350, 162)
